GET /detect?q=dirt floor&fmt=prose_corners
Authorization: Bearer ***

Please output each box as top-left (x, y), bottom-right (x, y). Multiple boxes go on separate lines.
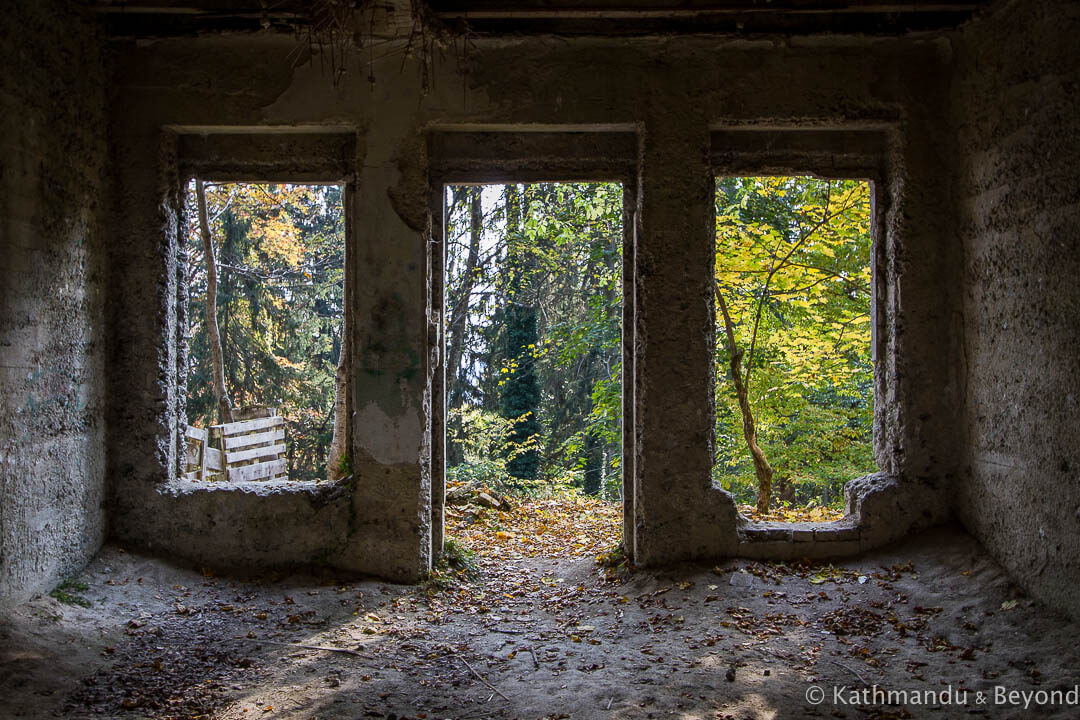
top-left (3, 497), bottom-right (1080, 720)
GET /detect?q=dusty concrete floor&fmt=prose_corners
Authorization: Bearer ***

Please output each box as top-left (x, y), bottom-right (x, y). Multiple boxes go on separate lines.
top-left (2, 514), bottom-right (1079, 720)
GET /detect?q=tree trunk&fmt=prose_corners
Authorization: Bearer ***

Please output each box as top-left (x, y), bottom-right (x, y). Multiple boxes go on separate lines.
top-left (583, 430), bottom-right (603, 496)
top-left (714, 280), bottom-right (773, 513)
top-left (445, 187), bottom-right (483, 466)
top-left (582, 347), bottom-right (604, 496)
top-left (326, 329), bottom-right (349, 481)
top-left (195, 179), bottom-right (233, 425)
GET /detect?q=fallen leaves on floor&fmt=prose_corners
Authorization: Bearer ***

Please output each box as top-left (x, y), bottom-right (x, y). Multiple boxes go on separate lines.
top-left (446, 486), bottom-right (622, 563)
top-left (35, 500), bottom-right (1071, 720)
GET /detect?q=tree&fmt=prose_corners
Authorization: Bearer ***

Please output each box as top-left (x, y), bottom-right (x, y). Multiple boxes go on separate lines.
top-left (185, 182), bottom-right (346, 481)
top-left (445, 186), bottom-right (484, 466)
top-left (443, 182), bottom-right (623, 497)
top-left (524, 183), bottom-right (622, 496)
top-left (714, 283), bottom-right (773, 513)
top-left (194, 179), bottom-right (234, 425)
top-left (325, 328), bottom-right (349, 481)
top-left (499, 184), bottom-right (542, 483)
top-left (713, 176), bottom-right (875, 512)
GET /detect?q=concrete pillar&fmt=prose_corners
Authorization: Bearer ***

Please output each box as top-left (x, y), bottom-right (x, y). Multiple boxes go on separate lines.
top-left (345, 152), bottom-right (432, 582)
top-left (632, 118), bottom-right (739, 565)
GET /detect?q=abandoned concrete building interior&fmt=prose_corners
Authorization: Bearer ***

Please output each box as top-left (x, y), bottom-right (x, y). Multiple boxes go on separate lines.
top-left (1, 0), bottom-right (1078, 717)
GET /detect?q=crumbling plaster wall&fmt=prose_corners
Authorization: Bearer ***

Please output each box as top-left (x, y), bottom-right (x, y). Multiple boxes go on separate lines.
top-left (953, 0), bottom-right (1080, 619)
top-left (106, 22), bottom-right (963, 579)
top-left (0, 0), bottom-right (108, 608)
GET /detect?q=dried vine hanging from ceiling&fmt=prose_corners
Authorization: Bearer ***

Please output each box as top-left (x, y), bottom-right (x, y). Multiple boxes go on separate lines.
top-left (291, 0), bottom-right (469, 93)
top-left (298, 0), bottom-right (360, 85)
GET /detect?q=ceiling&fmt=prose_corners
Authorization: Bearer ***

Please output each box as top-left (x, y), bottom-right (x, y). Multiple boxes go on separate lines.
top-left (91, 0), bottom-right (991, 38)
top-left (426, 0), bottom-right (990, 36)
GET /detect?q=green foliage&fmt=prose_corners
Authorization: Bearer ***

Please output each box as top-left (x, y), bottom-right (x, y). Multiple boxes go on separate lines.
top-left (438, 177), bottom-right (875, 512)
top-left (184, 183), bottom-right (345, 482)
top-left (499, 303), bottom-right (542, 482)
top-left (447, 407), bottom-right (542, 495)
top-left (337, 452), bottom-right (353, 478)
top-left (595, 544), bottom-right (628, 570)
top-left (444, 183), bottom-right (623, 498)
top-left (50, 578), bottom-right (91, 607)
top-left (426, 536), bottom-right (479, 590)
top-left (440, 537), bottom-right (477, 573)
top-left (713, 176), bottom-right (877, 509)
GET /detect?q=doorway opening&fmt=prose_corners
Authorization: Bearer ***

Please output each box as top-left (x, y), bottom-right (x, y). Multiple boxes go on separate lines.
top-left (712, 176), bottom-right (878, 523)
top-left (181, 180), bottom-right (347, 484)
top-left (440, 182), bottom-right (624, 567)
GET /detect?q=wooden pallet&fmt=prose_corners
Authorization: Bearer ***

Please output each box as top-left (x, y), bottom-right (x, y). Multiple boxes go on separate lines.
top-left (184, 414), bottom-right (287, 482)
top-left (183, 425), bottom-right (223, 482)
top-left (219, 415), bottom-right (287, 481)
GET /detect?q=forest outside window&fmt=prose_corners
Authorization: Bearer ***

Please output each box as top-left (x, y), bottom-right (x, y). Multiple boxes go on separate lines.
top-left (712, 176), bottom-right (878, 523)
top-left (180, 180), bottom-right (348, 485)
top-left (440, 182), bottom-right (624, 555)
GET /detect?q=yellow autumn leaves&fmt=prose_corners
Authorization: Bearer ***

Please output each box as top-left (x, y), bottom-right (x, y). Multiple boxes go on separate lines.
top-left (713, 176), bottom-right (876, 508)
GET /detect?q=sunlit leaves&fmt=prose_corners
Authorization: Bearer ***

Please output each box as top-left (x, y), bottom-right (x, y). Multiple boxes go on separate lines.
top-left (184, 182), bottom-right (345, 481)
top-left (445, 183), bottom-right (623, 496)
top-left (445, 485), bottom-right (621, 563)
top-left (714, 177), bottom-right (876, 508)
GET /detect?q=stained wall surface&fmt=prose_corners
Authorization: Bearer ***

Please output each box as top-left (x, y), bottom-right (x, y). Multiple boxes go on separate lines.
top-left (954, 0), bottom-right (1080, 619)
top-left (104, 20), bottom-right (962, 579)
top-left (0, 0), bottom-right (109, 607)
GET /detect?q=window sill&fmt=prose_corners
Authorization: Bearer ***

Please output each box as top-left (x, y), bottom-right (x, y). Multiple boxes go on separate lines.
top-left (164, 478), bottom-right (345, 500)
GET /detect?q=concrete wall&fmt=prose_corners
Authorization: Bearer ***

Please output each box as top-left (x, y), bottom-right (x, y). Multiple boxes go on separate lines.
top-left (0, 0), bottom-right (109, 608)
top-left (954, 0), bottom-right (1080, 619)
top-left (104, 17), bottom-right (963, 579)
top-left (2, 0), bottom-right (1073, 616)
top-left (2, 0), bottom-right (1074, 616)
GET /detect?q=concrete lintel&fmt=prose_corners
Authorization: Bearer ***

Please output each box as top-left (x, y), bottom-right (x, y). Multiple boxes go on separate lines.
top-left (711, 127), bottom-right (891, 180)
top-left (428, 130), bottom-right (637, 184)
top-left (176, 130), bottom-right (358, 182)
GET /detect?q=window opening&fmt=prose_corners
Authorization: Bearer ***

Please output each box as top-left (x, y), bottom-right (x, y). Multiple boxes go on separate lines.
top-left (181, 180), bottom-right (346, 484)
top-left (712, 176), bottom-right (878, 522)
top-left (441, 182), bottom-right (624, 564)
